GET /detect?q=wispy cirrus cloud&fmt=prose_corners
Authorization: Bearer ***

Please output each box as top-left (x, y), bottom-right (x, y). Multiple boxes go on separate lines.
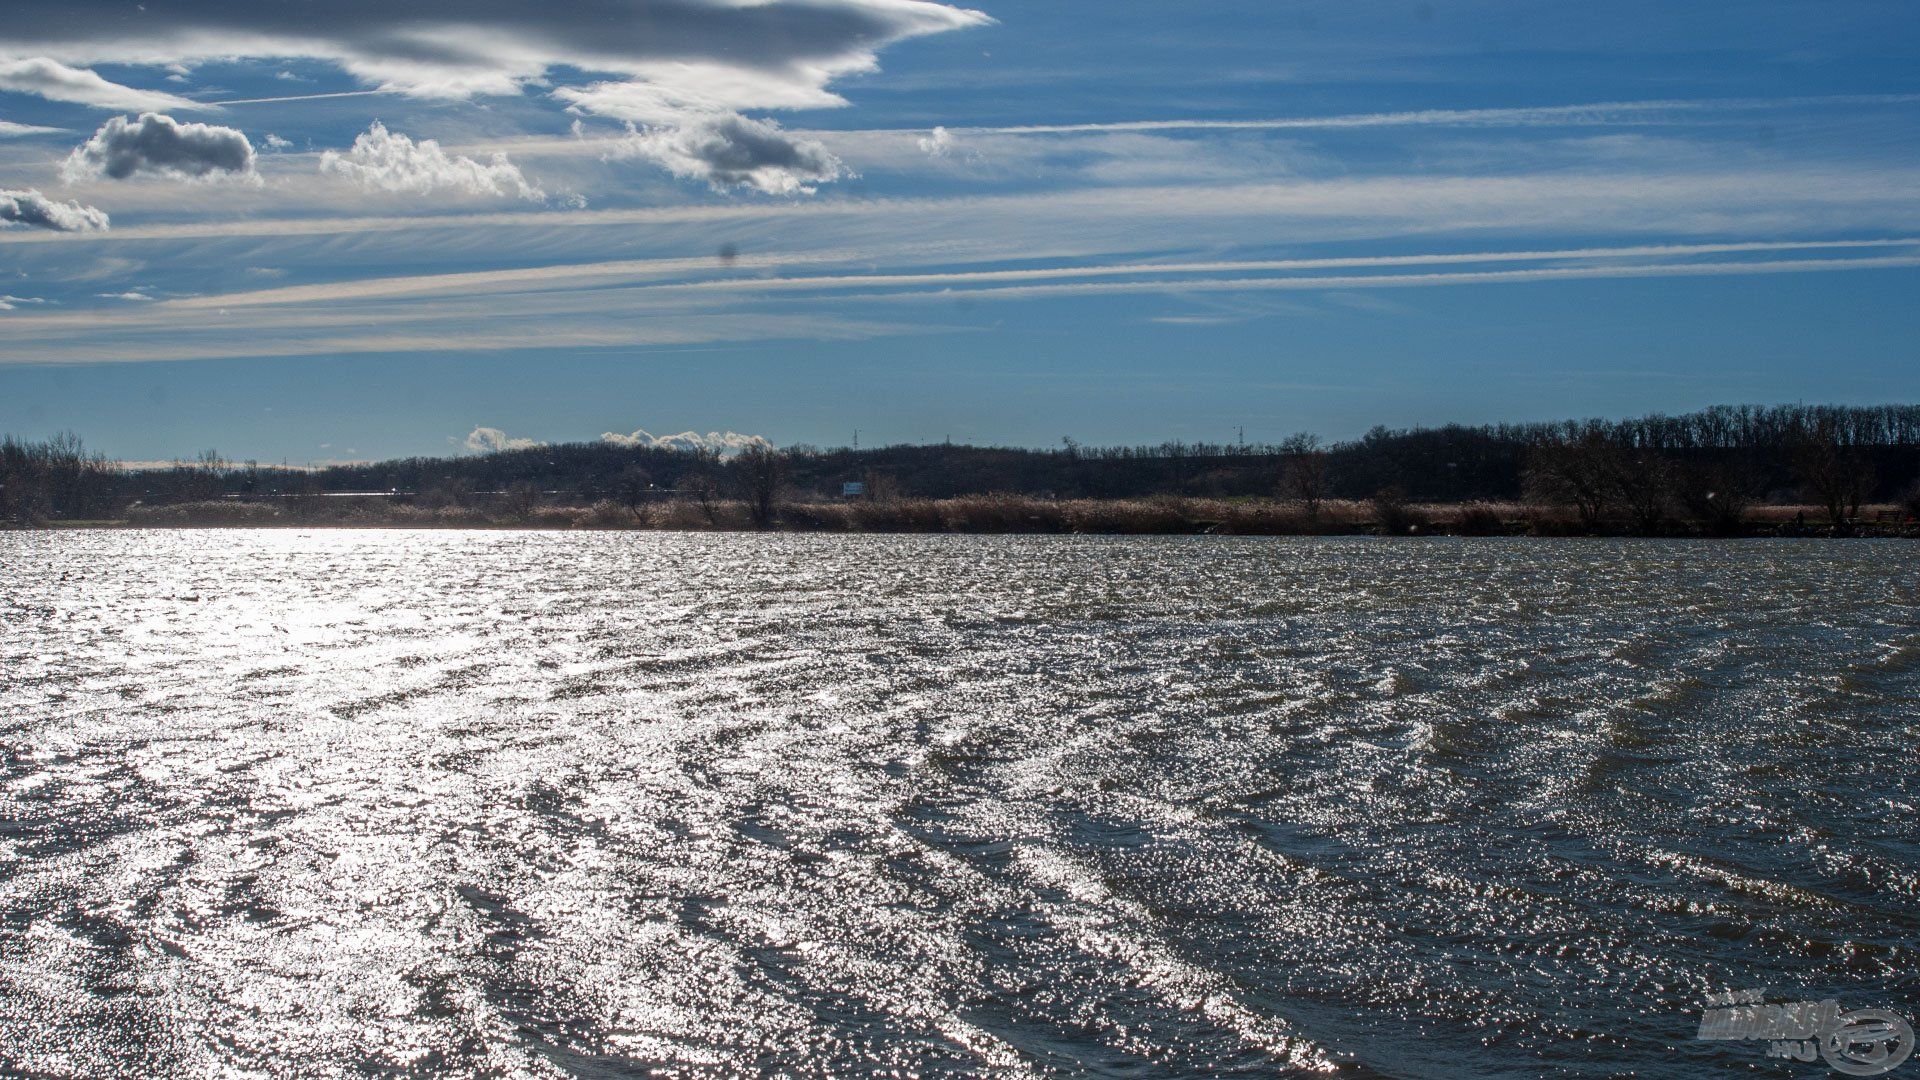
top-left (3, 237), bottom-right (1914, 360)
top-left (926, 93), bottom-right (1920, 137)
top-left (0, 57), bottom-right (204, 112)
top-left (9, 164), bottom-right (1920, 249)
top-left (819, 252), bottom-right (1920, 304)
top-left (0, 119), bottom-right (63, 138)
top-left (0, 308), bottom-right (923, 364)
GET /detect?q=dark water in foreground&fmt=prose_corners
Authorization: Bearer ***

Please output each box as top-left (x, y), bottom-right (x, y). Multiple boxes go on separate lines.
top-left (1, 532), bottom-right (1916, 1078)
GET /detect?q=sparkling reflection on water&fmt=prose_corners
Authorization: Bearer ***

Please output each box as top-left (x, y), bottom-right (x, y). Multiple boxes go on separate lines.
top-left (1, 531), bottom-right (1916, 1077)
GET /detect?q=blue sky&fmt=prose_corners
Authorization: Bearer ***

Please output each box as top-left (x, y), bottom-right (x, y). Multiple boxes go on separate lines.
top-left (1, 0), bottom-right (1917, 463)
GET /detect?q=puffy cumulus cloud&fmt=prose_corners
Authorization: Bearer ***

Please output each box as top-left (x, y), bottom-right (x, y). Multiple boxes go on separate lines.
top-left (600, 427), bottom-right (773, 456)
top-left (463, 426), bottom-right (543, 454)
top-left (918, 125), bottom-right (956, 157)
top-left (0, 187), bottom-right (110, 231)
top-left (914, 124), bottom-right (981, 165)
top-left (320, 122), bottom-right (544, 200)
top-left (0, 57), bottom-right (203, 112)
top-left (62, 113), bottom-right (257, 183)
top-left (1, 1), bottom-right (989, 193)
top-left (607, 114), bottom-right (843, 195)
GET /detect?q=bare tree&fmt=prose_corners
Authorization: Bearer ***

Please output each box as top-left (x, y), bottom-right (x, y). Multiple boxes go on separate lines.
top-left (0, 432), bottom-right (117, 524)
top-left (504, 480), bottom-right (541, 522)
top-left (1676, 459), bottom-right (1757, 536)
top-left (287, 470), bottom-right (327, 519)
top-left (615, 465), bottom-right (653, 520)
top-left (0, 436), bottom-right (51, 524)
top-left (680, 474), bottom-right (721, 526)
top-left (1523, 430), bottom-right (1625, 532)
top-left (1616, 449), bottom-right (1673, 535)
top-left (1793, 422), bottom-right (1875, 530)
top-left (1277, 432), bottom-right (1328, 521)
top-left (737, 445), bottom-right (786, 529)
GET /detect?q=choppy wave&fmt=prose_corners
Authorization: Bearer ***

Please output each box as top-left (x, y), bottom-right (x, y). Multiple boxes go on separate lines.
top-left (1, 532), bottom-right (1916, 1077)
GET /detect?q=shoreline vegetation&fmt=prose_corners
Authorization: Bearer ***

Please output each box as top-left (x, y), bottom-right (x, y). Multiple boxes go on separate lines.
top-left (76, 495), bottom-right (1920, 537)
top-left (6, 403), bottom-right (1919, 537)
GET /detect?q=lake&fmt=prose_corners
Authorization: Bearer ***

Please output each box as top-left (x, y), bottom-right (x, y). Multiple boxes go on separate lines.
top-left (1, 532), bottom-right (1915, 1077)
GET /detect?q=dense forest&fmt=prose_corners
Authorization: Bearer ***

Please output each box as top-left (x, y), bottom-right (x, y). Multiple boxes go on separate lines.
top-left (4, 404), bottom-right (1918, 534)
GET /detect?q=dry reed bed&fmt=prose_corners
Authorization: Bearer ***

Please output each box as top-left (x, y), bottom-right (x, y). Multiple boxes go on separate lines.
top-left (114, 495), bottom-right (1915, 535)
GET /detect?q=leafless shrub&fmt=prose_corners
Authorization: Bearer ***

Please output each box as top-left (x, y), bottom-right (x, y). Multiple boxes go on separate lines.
top-left (503, 480), bottom-right (541, 522)
top-left (1452, 503), bottom-right (1505, 536)
top-left (1371, 486), bottom-right (1426, 534)
top-left (1676, 460), bottom-right (1758, 536)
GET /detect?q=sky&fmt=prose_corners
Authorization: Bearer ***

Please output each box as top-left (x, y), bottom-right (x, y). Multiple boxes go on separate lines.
top-left (1, 0), bottom-right (1917, 464)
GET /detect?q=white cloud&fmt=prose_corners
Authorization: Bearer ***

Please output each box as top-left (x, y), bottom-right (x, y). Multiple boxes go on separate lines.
top-left (463, 426), bottom-right (543, 454)
top-left (942, 93), bottom-right (1920, 136)
top-left (0, 57), bottom-right (205, 112)
top-left (604, 114), bottom-right (843, 195)
top-left (553, 63), bottom-right (852, 124)
top-left (0, 187), bottom-right (109, 231)
top-left (97, 290), bottom-right (155, 301)
top-left (320, 122), bottom-right (544, 200)
top-left (822, 252), bottom-right (1920, 303)
top-left (918, 125), bottom-right (956, 157)
top-left (0, 2), bottom-right (990, 98)
top-left (600, 428), bottom-right (773, 455)
top-left (17, 164), bottom-right (1917, 250)
top-left (0, 1), bottom-right (989, 193)
top-left (62, 113), bottom-right (257, 183)
top-left (0, 119), bottom-right (63, 137)
top-left (0, 294), bottom-right (48, 311)
top-left (262, 133), bottom-right (293, 151)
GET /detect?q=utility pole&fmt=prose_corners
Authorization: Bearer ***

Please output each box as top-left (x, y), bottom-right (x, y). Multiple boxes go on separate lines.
top-left (1237, 426), bottom-right (1245, 452)
top-left (853, 429), bottom-right (860, 451)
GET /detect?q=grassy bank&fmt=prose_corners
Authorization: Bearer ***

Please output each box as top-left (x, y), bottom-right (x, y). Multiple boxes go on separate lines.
top-left (79, 495), bottom-right (1917, 537)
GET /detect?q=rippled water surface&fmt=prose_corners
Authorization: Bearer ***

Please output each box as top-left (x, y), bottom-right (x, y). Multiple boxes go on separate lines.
top-left (2, 531), bottom-right (1917, 1077)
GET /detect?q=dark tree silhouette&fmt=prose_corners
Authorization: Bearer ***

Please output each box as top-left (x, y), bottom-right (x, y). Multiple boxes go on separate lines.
top-left (504, 480), bottom-right (540, 522)
top-left (1675, 459), bottom-right (1758, 536)
top-left (1523, 429), bottom-right (1625, 532)
top-left (738, 445), bottom-right (786, 529)
top-left (1278, 432), bottom-right (1329, 521)
top-left (615, 465), bottom-right (653, 519)
top-left (1793, 420), bottom-right (1876, 530)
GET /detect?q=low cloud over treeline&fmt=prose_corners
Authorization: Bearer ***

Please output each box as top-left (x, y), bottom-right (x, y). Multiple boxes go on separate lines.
top-left (6, 404), bottom-right (1920, 535)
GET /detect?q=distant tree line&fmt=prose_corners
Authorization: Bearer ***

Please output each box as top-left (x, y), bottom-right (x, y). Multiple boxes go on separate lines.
top-left (4, 404), bottom-right (1918, 533)
top-left (0, 433), bottom-right (116, 524)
